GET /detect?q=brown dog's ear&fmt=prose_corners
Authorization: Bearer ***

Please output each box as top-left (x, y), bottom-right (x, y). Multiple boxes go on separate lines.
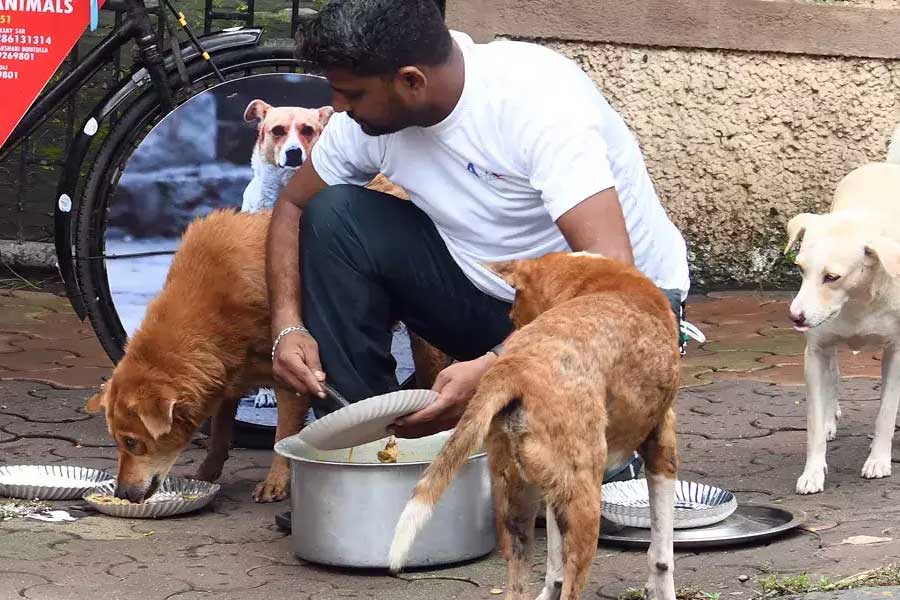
top-left (785, 213), bottom-right (820, 254)
top-left (318, 105), bottom-right (334, 125)
top-left (84, 389), bottom-right (107, 414)
top-left (865, 237), bottom-right (900, 278)
top-left (243, 99), bottom-right (271, 123)
top-left (485, 260), bottom-right (522, 288)
top-left (139, 398), bottom-right (176, 440)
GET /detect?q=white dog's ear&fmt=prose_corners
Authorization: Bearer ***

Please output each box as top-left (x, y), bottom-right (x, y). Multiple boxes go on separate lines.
top-left (243, 99), bottom-right (270, 123)
top-left (318, 105), bottom-right (334, 125)
top-left (785, 213), bottom-right (820, 254)
top-left (865, 237), bottom-right (900, 278)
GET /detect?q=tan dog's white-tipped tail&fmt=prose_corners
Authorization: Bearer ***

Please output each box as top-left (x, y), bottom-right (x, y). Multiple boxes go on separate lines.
top-left (887, 124), bottom-right (900, 164)
top-left (388, 375), bottom-right (519, 573)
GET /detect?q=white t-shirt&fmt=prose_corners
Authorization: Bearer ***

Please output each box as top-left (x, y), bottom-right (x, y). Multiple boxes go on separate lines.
top-left (311, 30), bottom-right (690, 302)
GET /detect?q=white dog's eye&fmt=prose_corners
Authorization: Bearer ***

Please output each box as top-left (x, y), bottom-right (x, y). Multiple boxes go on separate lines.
top-left (823, 273), bottom-right (841, 283)
top-left (301, 125), bottom-right (314, 137)
top-left (271, 126), bottom-right (286, 137)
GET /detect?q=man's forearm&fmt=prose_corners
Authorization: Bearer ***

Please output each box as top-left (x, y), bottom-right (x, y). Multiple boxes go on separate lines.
top-left (266, 197), bottom-right (304, 337)
top-left (265, 161), bottom-right (328, 338)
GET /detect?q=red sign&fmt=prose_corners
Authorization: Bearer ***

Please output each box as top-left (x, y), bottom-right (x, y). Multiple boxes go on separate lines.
top-left (0, 0), bottom-right (104, 149)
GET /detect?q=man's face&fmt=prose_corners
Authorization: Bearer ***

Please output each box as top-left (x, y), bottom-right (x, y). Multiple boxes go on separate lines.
top-left (326, 67), bottom-right (420, 136)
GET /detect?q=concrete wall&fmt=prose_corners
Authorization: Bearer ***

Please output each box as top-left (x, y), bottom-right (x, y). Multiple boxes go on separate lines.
top-left (449, 0), bottom-right (900, 288)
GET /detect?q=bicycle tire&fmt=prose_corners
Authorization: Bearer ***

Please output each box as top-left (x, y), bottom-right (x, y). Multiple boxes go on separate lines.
top-left (73, 46), bottom-right (309, 448)
top-left (75, 46), bottom-right (305, 362)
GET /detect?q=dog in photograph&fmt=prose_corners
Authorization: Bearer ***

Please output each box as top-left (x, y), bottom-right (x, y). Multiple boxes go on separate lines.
top-left (389, 252), bottom-right (681, 600)
top-left (786, 124), bottom-right (900, 495)
top-left (241, 99), bottom-right (421, 410)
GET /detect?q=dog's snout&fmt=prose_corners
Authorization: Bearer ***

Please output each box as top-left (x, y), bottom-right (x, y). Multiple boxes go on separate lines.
top-left (114, 473), bottom-right (161, 503)
top-left (791, 311), bottom-right (806, 326)
top-left (284, 148), bottom-right (303, 167)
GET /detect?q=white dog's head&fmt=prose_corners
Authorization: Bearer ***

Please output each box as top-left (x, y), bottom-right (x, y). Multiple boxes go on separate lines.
top-left (244, 100), bottom-right (334, 168)
top-left (785, 212), bottom-right (900, 331)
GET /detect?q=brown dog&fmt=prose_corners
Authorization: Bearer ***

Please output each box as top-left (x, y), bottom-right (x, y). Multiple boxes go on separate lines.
top-left (85, 209), bottom-right (448, 503)
top-left (389, 252), bottom-right (680, 600)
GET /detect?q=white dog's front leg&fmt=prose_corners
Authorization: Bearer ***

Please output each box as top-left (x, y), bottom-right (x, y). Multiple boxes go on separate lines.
top-left (822, 348), bottom-right (841, 442)
top-left (797, 343), bottom-right (837, 494)
top-left (645, 474), bottom-right (675, 600)
top-left (862, 345), bottom-right (900, 479)
top-left (534, 505), bottom-right (563, 600)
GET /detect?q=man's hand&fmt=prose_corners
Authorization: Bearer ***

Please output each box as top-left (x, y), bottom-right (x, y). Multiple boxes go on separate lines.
top-left (391, 353), bottom-right (497, 438)
top-left (272, 328), bottom-right (326, 399)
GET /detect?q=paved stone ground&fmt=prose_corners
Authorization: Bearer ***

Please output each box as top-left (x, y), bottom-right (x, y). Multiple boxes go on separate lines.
top-left (2, 287), bottom-right (900, 600)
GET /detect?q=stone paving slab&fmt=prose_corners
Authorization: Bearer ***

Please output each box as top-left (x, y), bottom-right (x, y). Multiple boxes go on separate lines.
top-left (0, 289), bottom-right (898, 599)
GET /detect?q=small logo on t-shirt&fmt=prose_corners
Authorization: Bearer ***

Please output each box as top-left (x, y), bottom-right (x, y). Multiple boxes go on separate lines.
top-left (467, 162), bottom-right (504, 182)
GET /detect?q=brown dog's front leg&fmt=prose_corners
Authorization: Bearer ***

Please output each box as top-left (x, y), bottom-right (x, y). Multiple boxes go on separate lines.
top-left (195, 395), bottom-right (240, 482)
top-left (253, 386), bottom-right (309, 503)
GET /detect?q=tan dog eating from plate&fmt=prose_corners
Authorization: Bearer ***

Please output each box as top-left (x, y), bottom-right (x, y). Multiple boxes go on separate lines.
top-left (389, 252), bottom-right (680, 600)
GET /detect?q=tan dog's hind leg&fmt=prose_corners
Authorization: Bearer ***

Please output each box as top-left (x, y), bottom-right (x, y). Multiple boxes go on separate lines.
top-left (195, 395), bottom-right (239, 482)
top-left (641, 408), bottom-right (678, 600)
top-left (556, 469), bottom-right (603, 600)
top-left (253, 386), bottom-right (309, 503)
top-left (500, 471), bottom-right (541, 600)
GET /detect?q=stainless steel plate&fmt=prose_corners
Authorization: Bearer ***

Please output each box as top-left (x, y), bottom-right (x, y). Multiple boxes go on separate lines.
top-left (0, 465), bottom-right (114, 500)
top-left (83, 476), bottom-right (219, 519)
top-left (598, 503), bottom-right (806, 549)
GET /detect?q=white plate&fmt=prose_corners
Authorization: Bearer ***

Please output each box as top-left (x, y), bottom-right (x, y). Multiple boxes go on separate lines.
top-left (602, 478), bottom-right (737, 529)
top-left (83, 476), bottom-right (219, 519)
top-left (0, 465), bottom-right (114, 500)
top-left (296, 389), bottom-right (438, 450)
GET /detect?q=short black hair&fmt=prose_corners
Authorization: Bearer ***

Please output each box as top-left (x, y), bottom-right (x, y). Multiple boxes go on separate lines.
top-left (296, 0), bottom-right (453, 76)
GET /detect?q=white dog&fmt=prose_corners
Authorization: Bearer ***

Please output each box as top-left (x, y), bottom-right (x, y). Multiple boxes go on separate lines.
top-left (786, 125), bottom-right (900, 494)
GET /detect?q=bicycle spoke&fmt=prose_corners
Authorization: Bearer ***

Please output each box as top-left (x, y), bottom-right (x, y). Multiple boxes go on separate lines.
top-left (78, 249), bottom-right (178, 260)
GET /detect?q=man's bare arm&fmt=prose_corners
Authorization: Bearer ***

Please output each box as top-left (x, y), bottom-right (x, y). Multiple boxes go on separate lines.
top-left (555, 187), bottom-right (634, 263)
top-left (266, 159), bottom-right (328, 396)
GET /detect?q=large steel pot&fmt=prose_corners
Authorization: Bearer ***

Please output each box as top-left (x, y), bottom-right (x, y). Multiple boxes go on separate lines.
top-left (274, 431), bottom-right (496, 568)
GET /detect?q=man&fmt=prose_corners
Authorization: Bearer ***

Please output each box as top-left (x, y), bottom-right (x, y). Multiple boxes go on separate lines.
top-left (267, 0), bottom-right (690, 442)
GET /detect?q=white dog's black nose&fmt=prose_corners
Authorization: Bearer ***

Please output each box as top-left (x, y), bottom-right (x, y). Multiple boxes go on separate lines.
top-left (285, 148), bottom-right (303, 167)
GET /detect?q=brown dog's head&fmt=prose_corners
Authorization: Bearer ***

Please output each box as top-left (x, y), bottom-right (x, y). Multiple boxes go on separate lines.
top-left (85, 361), bottom-right (206, 503)
top-left (244, 99), bottom-right (334, 168)
top-left (487, 251), bottom-right (670, 328)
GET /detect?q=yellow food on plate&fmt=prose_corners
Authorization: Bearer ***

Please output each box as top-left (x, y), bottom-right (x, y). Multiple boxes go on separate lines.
top-left (85, 493), bottom-right (132, 505)
top-left (377, 437), bottom-right (399, 463)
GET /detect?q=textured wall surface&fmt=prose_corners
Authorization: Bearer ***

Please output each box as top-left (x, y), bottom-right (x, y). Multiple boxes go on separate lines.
top-left (537, 40), bottom-right (900, 288)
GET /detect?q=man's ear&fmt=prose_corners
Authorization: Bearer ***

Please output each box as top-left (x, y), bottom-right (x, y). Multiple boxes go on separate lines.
top-left (865, 237), bottom-right (900, 278)
top-left (139, 398), bottom-right (176, 440)
top-left (84, 389), bottom-right (107, 414)
top-left (484, 260), bottom-right (521, 289)
top-left (243, 99), bottom-right (270, 123)
top-left (785, 213), bottom-right (820, 254)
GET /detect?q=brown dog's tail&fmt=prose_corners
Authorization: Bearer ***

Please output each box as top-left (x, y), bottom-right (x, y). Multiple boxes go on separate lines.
top-left (388, 372), bottom-right (519, 573)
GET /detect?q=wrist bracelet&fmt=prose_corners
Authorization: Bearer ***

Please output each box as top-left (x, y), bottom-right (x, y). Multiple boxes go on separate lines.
top-left (488, 341), bottom-right (504, 357)
top-left (272, 325), bottom-right (309, 361)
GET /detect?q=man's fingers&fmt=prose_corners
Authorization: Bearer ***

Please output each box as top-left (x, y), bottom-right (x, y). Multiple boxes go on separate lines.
top-left (275, 350), bottom-right (321, 396)
top-left (300, 339), bottom-right (326, 382)
top-left (394, 393), bottom-right (452, 427)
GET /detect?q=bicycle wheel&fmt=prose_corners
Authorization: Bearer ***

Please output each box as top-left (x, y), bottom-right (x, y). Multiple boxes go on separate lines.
top-left (73, 47), bottom-right (325, 448)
